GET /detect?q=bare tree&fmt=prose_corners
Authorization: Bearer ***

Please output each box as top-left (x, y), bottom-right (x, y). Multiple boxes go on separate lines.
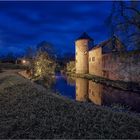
top-left (37, 41), bottom-right (56, 59)
top-left (25, 46), bottom-right (36, 59)
top-left (106, 1), bottom-right (140, 50)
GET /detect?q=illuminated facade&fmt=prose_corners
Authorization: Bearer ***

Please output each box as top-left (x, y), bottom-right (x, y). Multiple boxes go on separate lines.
top-left (75, 32), bottom-right (140, 82)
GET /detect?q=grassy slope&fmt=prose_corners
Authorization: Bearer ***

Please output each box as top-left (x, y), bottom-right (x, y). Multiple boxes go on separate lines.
top-left (0, 63), bottom-right (27, 70)
top-left (0, 71), bottom-right (140, 139)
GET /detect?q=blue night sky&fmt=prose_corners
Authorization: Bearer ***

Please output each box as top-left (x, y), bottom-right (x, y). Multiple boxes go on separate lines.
top-left (0, 1), bottom-right (113, 56)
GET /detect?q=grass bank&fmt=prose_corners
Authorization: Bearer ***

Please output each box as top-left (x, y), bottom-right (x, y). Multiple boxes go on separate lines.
top-left (0, 63), bottom-right (27, 70)
top-left (66, 72), bottom-right (140, 93)
top-left (0, 70), bottom-right (140, 139)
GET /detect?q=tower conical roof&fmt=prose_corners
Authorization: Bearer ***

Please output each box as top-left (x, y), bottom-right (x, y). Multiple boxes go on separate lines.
top-left (76, 32), bottom-right (93, 41)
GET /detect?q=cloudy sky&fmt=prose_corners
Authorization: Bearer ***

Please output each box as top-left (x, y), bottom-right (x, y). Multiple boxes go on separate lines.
top-left (0, 1), bottom-right (113, 56)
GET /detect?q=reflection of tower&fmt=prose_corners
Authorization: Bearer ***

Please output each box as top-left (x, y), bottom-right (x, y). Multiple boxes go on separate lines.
top-left (76, 78), bottom-right (88, 101)
top-left (88, 81), bottom-right (102, 105)
top-left (75, 32), bottom-right (93, 74)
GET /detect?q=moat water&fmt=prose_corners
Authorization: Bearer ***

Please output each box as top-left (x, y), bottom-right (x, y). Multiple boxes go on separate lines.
top-left (51, 73), bottom-right (140, 113)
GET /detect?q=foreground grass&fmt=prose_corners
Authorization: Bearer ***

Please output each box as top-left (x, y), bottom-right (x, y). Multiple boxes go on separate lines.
top-left (0, 71), bottom-right (140, 139)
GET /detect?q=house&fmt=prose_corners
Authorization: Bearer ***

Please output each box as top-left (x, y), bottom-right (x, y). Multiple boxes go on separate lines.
top-left (75, 32), bottom-right (140, 83)
top-left (16, 57), bottom-right (32, 66)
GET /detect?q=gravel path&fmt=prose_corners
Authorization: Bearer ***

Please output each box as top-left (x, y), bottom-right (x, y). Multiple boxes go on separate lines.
top-left (0, 70), bottom-right (140, 139)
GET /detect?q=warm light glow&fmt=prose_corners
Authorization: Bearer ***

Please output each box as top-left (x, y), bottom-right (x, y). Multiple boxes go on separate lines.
top-left (22, 60), bottom-right (26, 64)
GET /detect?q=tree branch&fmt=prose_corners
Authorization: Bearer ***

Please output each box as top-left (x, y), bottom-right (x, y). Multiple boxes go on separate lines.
top-left (125, 6), bottom-right (140, 16)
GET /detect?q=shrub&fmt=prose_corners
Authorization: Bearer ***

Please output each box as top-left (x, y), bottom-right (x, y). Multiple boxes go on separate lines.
top-left (66, 61), bottom-right (75, 73)
top-left (33, 52), bottom-right (56, 79)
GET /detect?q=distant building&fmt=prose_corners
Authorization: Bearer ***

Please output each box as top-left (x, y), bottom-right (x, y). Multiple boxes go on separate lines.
top-left (75, 32), bottom-right (140, 83)
top-left (16, 57), bottom-right (31, 66)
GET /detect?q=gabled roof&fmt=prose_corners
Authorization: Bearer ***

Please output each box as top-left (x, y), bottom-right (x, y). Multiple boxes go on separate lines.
top-left (76, 32), bottom-right (93, 41)
top-left (91, 35), bottom-right (125, 53)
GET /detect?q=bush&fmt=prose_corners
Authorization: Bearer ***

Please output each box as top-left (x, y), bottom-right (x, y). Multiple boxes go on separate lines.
top-left (66, 61), bottom-right (75, 73)
top-left (33, 52), bottom-right (56, 79)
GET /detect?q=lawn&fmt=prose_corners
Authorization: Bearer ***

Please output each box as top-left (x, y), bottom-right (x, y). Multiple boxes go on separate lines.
top-left (0, 70), bottom-right (140, 139)
top-left (0, 63), bottom-right (27, 70)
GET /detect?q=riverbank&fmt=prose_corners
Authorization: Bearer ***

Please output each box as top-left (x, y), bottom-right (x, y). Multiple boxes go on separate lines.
top-left (0, 63), bottom-right (27, 70)
top-left (66, 72), bottom-right (140, 93)
top-left (0, 70), bottom-right (140, 139)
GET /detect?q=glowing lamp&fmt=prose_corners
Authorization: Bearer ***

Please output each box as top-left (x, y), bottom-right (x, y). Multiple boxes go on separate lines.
top-left (22, 60), bottom-right (26, 64)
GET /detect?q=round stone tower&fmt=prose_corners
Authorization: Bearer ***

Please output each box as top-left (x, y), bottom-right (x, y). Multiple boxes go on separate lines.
top-left (75, 32), bottom-right (93, 74)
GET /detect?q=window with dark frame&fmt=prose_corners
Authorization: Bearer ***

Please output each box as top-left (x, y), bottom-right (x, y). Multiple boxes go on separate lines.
top-left (92, 57), bottom-right (95, 61)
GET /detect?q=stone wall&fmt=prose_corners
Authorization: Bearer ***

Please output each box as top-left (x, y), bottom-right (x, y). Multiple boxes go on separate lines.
top-left (102, 51), bottom-right (140, 83)
top-left (75, 38), bottom-right (140, 83)
top-left (89, 47), bottom-right (102, 77)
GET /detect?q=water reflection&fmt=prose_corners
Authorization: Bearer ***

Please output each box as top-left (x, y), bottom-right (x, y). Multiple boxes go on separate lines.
top-left (75, 79), bottom-right (102, 105)
top-left (76, 78), bottom-right (88, 101)
top-left (52, 74), bottom-right (140, 113)
top-left (53, 74), bottom-right (75, 99)
top-left (89, 81), bottom-right (102, 105)
top-left (75, 78), bottom-right (140, 112)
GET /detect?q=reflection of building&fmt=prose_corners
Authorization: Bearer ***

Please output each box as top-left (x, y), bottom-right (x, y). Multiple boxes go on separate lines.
top-left (76, 78), bottom-right (88, 101)
top-left (75, 32), bottom-right (140, 83)
top-left (75, 78), bottom-right (102, 105)
top-left (88, 81), bottom-right (102, 105)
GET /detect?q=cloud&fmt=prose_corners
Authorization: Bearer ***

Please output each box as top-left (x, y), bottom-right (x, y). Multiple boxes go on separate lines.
top-left (0, 1), bottom-right (113, 55)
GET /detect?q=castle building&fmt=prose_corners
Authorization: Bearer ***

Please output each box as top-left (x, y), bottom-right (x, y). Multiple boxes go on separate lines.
top-left (75, 32), bottom-right (140, 83)
top-left (75, 33), bottom-right (93, 74)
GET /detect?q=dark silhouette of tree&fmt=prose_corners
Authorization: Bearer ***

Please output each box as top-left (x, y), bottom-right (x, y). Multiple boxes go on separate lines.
top-left (36, 41), bottom-right (56, 59)
top-left (106, 1), bottom-right (140, 50)
top-left (3, 52), bottom-right (16, 63)
top-left (25, 46), bottom-right (36, 59)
